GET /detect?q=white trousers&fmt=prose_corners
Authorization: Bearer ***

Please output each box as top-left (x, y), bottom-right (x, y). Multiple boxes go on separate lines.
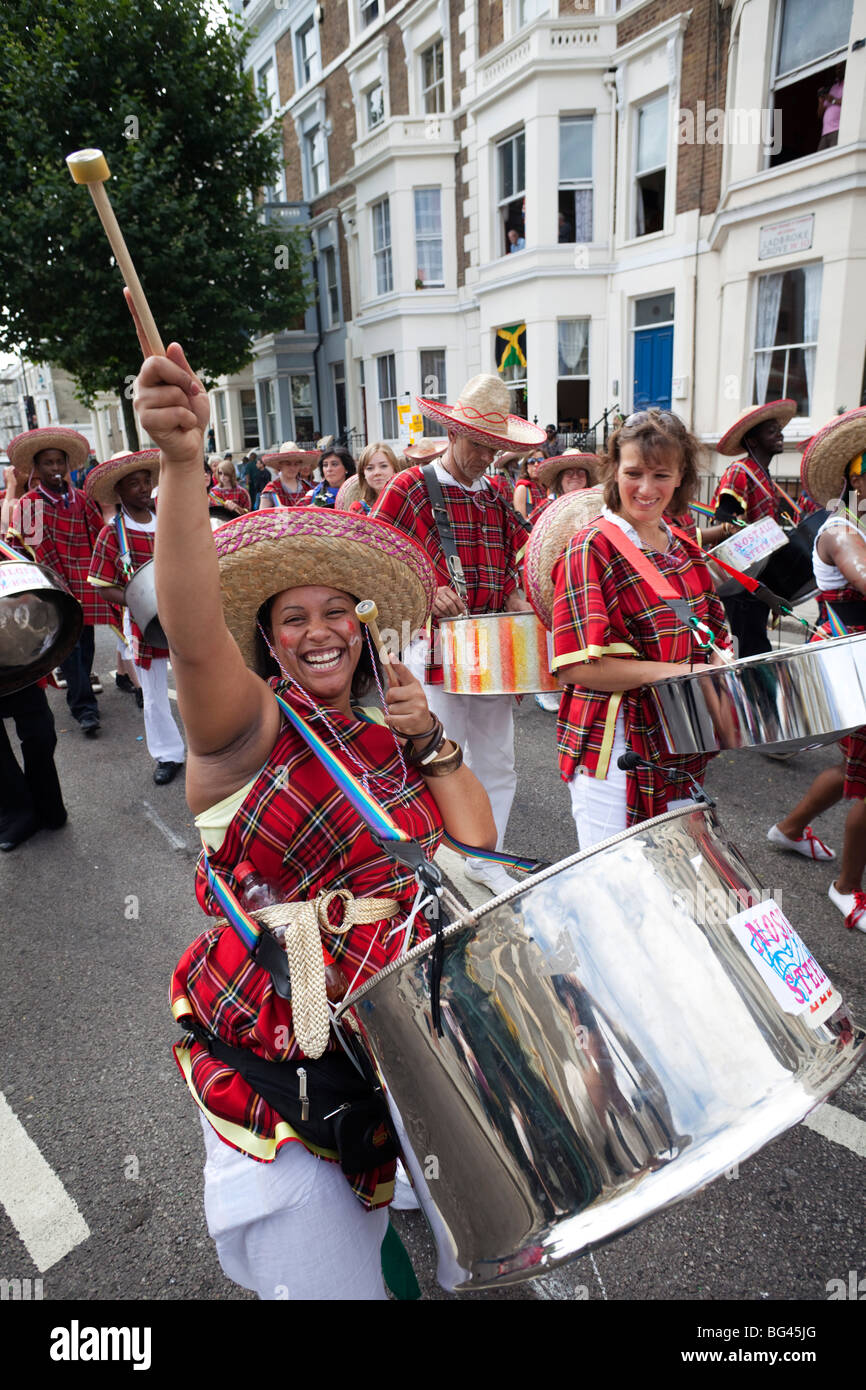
top-left (138, 658), bottom-right (185, 763)
top-left (200, 1116), bottom-right (388, 1301)
top-left (568, 711), bottom-right (693, 852)
top-left (423, 687), bottom-right (515, 850)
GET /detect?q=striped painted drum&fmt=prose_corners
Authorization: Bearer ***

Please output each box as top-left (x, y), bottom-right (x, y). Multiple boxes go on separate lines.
top-left (440, 611), bottom-right (558, 694)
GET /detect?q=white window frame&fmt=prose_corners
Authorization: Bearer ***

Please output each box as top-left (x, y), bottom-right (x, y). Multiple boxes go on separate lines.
top-left (257, 59), bottom-right (277, 120)
top-left (496, 129), bottom-right (526, 256)
top-left (366, 81), bottom-right (385, 132)
top-left (360, 0), bottom-right (380, 30)
top-left (420, 38), bottom-right (445, 115)
top-left (750, 264), bottom-right (822, 416)
top-left (322, 245), bottom-right (340, 327)
top-left (290, 374), bottom-right (316, 441)
top-left (377, 354), bottom-right (398, 437)
top-left (558, 116), bottom-right (594, 245)
top-left (295, 17), bottom-right (321, 89)
top-left (516, 0), bottom-right (551, 28)
top-left (420, 350), bottom-right (447, 436)
top-left (261, 378), bottom-right (277, 448)
top-left (633, 93), bottom-right (668, 239)
top-left (305, 125), bottom-right (327, 199)
top-left (372, 197), bottom-right (393, 295)
top-left (414, 188), bottom-right (444, 288)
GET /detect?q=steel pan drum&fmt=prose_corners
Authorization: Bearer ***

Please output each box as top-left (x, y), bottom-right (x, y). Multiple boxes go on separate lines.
top-left (440, 611), bottom-right (557, 694)
top-left (707, 517), bottom-right (786, 597)
top-left (340, 805), bottom-right (864, 1290)
top-left (650, 631), bottom-right (866, 755)
top-left (0, 558), bottom-right (83, 694)
top-left (124, 511), bottom-right (234, 649)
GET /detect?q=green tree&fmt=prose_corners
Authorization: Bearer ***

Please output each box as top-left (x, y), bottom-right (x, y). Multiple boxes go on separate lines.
top-left (0, 0), bottom-right (309, 447)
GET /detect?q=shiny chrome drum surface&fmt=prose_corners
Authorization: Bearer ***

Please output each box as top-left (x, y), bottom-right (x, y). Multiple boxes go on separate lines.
top-left (649, 632), bottom-right (866, 755)
top-left (340, 806), bottom-right (864, 1291)
top-left (0, 559), bottom-right (83, 694)
top-left (124, 559), bottom-right (167, 648)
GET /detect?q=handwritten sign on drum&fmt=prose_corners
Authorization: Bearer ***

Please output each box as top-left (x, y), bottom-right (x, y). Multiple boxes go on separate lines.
top-left (0, 562), bottom-right (52, 596)
top-left (713, 516), bottom-right (786, 571)
top-left (727, 899), bottom-right (838, 1027)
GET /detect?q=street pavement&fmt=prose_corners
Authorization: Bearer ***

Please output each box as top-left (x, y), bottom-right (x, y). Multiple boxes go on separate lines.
top-left (0, 624), bottom-right (864, 1307)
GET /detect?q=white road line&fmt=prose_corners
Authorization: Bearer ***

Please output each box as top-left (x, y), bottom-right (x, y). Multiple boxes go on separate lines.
top-left (141, 799), bottom-right (188, 852)
top-left (802, 1101), bottom-right (866, 1158)
top-left (168, 688), bottom-right (177, 701)
top-left (0, 1091), bottom-right (90, 1273)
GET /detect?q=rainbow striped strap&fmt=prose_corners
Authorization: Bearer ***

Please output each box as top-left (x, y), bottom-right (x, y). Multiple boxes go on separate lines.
top-left (0, 538), bottom-right (27, 563)
top-left (824, 604), bottom-right (848, 638)
top-left (114, 513), bottom-right (135, 580)
top-left (202, 849), bottom-right (261, 951)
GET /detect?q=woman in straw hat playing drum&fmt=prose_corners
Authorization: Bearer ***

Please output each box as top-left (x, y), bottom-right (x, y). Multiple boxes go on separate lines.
top-left (132, 335), bottom-right (495, 1300)
top-left (767, 407), bottom-right (866, 933)
top-left (526, 409), bottom-right (731, 850)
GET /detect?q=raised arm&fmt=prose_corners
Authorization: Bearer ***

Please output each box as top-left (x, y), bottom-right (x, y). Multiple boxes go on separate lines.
top-left (818, 523), bottom-right (866, 595)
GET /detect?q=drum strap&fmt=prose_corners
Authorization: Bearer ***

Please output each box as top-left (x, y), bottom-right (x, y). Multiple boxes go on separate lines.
top-left (596, 518), bottom-right (717, 651)
top-left (114, 512), bottom-right (135, 581)
top-left (421, 464), bottom-right (470, 605)
top-left (735, 459), bottom-right (800, 522)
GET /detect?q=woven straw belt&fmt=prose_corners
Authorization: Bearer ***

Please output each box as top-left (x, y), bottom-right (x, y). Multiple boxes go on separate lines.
top-left (244, 890), bottom-right (399, 1059)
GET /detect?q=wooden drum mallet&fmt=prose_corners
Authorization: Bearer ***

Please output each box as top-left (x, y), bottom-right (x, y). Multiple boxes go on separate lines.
top-left (65, 147), bottom-right (165, 357)
top-left (355, 600), bottom-right (396, 686)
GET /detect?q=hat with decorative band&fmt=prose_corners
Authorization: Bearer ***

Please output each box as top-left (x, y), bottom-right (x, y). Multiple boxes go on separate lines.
top-left (715, 400), bottom-right (797, 457)
top-left (417, 374), bottom-right (547, 451)
top-left (536, 450), bottom-right (601, 491)
top-left (214, 507), bottom-right (437, 673)
top-left (85, 450), bottom-right (160, 507)
top-left (262, 440), bottom-right (322, 467)
top-left (524, 486), bottom-right (605, 628)
top-left (7, 426), bottom-right (90, 481)
top-left (801, 408), bottom-right (866, 506)
top-left (402, 437), bottom-right (448, 463)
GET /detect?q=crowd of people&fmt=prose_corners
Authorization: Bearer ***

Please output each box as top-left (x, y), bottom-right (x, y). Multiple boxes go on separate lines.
top-left (3, 334), bottom-right (866, 1300)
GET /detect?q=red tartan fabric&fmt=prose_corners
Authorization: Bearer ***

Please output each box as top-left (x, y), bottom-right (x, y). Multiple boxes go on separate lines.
top-left (260, 478), bottom-right (311, 507)
top-left (7, 485), bottom-right (114, 627)
top-left (88, 517), bottom-right (168, 667)
top-left (812, 585), bottom-right (866, 799)
top-left (665, 509), bottom-right (699, 542)
top-left (171, 683), bottom-right (443, 1209)
top-left (210, 485), bottom-right (251, 512)
top-left (372, 464), bottom-right (531, 682)
top-left (348, 499), bottom-right (370, 514)
top-left (514, 477), bottom-right (548, 522)
top-left (487, 473), bottom-right (514, 501)
top-left (551, 517), bottom-right (731, 825)
top-left (711, 459), bottom-right (793, 524)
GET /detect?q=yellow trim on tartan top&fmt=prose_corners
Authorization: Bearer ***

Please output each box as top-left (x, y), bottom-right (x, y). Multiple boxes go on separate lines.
top-left (595, 691), bottom-right (624, 779)
top-left (718, 484), bottom-right (747, 510)
top-left (87, 575), bottom-right (117, 587)
top-left (551, 641), bottom-right (637, 671)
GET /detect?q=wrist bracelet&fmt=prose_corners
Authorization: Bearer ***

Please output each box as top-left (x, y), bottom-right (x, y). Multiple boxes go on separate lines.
top-left (405, 721), bottom-right (446, 766)
top-left (419, 740), bottom-right (464, 778)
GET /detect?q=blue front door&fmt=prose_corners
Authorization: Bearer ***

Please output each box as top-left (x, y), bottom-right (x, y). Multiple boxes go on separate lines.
top-left (633, 325), bottom-right (673, 410)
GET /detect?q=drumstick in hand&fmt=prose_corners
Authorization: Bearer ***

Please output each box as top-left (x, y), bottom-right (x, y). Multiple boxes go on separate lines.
top-left (66, 148), bottom-right (165, 357)
top-left (355, 600), bottom-right (396, 686)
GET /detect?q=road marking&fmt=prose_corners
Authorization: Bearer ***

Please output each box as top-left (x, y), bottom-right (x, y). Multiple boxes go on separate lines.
top-left (803, 1101), bottom-right (866, 1158)
top-left (141, 799), bottom-right (188, 852)
top-left (168, 688), bottom-right (177, 702)
top-left (0, 1091), bottom-right (90, 1272)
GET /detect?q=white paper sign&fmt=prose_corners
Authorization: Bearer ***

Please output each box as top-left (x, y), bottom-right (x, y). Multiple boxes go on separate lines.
top-left (725, 516), bottom-right (785, 567)
top-left (0, 563), bottom-right (48, 595)
top-left (727, 898), bottom-right (838, 1026)
top-left (758, 214), bottom-right (814, 260)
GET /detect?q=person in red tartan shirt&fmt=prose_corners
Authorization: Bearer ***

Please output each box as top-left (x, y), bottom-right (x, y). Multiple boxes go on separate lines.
top-left (86, 451), bottom-right (186, 785)
top-left (372, 372), bottom-right (545, 896)
top-left (767, 409), bottom-right (866, 934)
top-left (132, 325), bottom-right (495, 1301)
top-left (258, 442), bottom-right (318, 508)
top-left (526, 410), bottom-right (732, 849)
top-left (513, 452), bottom-right (548, 523)
top-left (209, 458), bottom-right (251, 514)
top-left (6, 427), bottom-right (113, 735)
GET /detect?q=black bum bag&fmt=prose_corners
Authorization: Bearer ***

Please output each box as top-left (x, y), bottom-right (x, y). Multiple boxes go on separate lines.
top-left (183, 1018), bottom-right (399, 1173)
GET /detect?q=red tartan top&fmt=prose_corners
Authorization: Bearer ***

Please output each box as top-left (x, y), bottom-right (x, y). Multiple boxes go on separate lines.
top-left (711, 459), bottom-right (793, 524)
top-left (487, 473), bottom-right (514, 501)
top-left (210, 485), bottom-right (251, 512)
top-left (171, 684), bottom-right (442, 1209)
top-left (88, 514), bottom-right (168, 667)
top-left (665, 509), bottom-right (699, 543)
top-left (259, 478), bottom-right (311, 507)
top-left (372, 464), bottom-right (531, 682)
top-left (514, 477), bottom-right (548, 522)
top-left (551, 510), bottom-right (731, 825)
top-left (7, 485), bottom-right (114, 627)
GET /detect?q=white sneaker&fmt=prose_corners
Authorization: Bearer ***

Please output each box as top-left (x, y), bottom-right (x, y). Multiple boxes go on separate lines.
top-left (391, 1159), bottom-right (420, 1211)
top-left (463, 857), bottom-right (519, 896)
top-left (534, 692), bottom-right (560, 712)
top-left (828, 882), bottom-right (866, 932)
top-left (767, 823), bottom-right (835, 861)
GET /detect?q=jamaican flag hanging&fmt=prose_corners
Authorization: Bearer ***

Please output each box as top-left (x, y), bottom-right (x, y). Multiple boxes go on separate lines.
top-left (495, 323), bottom-right (526, 374)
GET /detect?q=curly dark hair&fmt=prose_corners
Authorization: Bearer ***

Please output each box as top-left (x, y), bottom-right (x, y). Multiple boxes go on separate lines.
top-left (253, 595), bottom-right (380, 703)
top-left (320, 446), bottom-right (356, 479)
top-left (602, 409), bottom-right (703, 516)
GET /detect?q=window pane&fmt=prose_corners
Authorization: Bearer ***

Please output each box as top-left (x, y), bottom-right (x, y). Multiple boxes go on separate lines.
top-left (414, 188), bottom-right (441, 236)
top-left (367, 84), bottom-right (384, 128)
top-left (777, 0), bottom-right (852, 77)
top-left (559, 118), bottom-right (593, 181)
top-left (499, 140), bottom-right (514, 200)
top-left (637, 95), bottom-right (668, 173)
top-left (558, 320), bottom-right (590, 376)
top-left (516, 132), bottom-right (525, 194)
top-left (634, 293), bottom-right (675, 326)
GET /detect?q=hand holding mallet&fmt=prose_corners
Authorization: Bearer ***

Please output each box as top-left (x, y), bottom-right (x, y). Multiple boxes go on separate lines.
top-left (355, 600), bottom-right (396, 686)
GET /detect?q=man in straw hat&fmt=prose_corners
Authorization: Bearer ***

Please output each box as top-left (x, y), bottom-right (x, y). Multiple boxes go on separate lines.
top-left (6, 426), bottom-right (113, 735)
top-left (767, 407), bottom-right (866, 933)
top-left (711, 399), bottom-right (797, 658)
top-left (86, 452), bottom-right (185, 785)
top-left (130, 326), bottom-right (495, 1299)
top-left (373, 372), bottom-right (546, 895)
top-left (258, 443), bottom-right (318, 508)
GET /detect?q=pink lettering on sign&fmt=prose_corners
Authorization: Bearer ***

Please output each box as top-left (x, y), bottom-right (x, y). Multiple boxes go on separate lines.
top-left (734, 900), bottom-right (834, 1017)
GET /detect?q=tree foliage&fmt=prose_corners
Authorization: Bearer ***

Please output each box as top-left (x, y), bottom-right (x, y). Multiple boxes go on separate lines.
top-left (0, 0), bottom-right (309, 433)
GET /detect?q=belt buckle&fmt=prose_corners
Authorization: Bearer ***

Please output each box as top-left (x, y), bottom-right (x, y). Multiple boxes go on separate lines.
top-left (316, 887), bottom-right (354, 930)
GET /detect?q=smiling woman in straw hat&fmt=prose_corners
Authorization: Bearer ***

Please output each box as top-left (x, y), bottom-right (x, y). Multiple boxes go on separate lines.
top-left (131, 329), bottom-right (495, 1302)
top-left (257, 441), bottom-right (319, 507)
top-left (525, 409), bottom-right (731, 850)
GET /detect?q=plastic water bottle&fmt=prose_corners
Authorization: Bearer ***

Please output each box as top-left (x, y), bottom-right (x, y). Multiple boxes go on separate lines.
top-left (234, 860), bottom-right (349, 1001)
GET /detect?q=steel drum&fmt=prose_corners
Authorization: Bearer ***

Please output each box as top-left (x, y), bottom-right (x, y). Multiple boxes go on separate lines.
top-left (440, 611), bottom-right (558, 694)
top-left (0, 558), bottom-right (83, 694)
top-left (707, 517), bottom-right (786, 597)
top-left (340, 804), bottom-right (864, 1290)
top-left (650, 631), bottom-right (866, 755)
top-left (124, 510), bottom-right (235, 648)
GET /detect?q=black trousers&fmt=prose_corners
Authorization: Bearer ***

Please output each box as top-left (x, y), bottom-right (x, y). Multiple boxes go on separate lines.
top-left (0, 683), bottom-right (67, 830)
top-left (723, 593), bottom-right (772, 659)
top-left (58, 624), bottom-right (98, 722)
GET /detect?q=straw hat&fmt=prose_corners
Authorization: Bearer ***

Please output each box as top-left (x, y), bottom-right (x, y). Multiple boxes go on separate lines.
top-left (85, 450), bottom-right (160, 507)
top-left (7, 426), bottom-right (90, 480)
top-left (403, 437), bottom-right (448, 464)
top-left (214, 507), bottom-right (437, 672)
top-left (536, 450), bottom-right (600, 492)
top-left (715, 400), bottom-right (796, 457)
top-left (334, 475), bottom-right (361, 510)
top-left (262, 441), bottom-right (321, 467)
top-left (417, 374), bottom-right (547, 451)
top-left (800, 408), bottom-right (866, 506)
top-left (524, 486), bottom-right (605, 628)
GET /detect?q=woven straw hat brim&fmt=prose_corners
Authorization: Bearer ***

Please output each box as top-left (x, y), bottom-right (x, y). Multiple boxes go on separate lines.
top-left (7, 427), bottom-right (90, 477)
top-left (801, 408), bottom-right (866, 505)
top-left (716, 400), bottom-right (797, 456)
top-left (525, 486), bottom-right (605, 628)
top-left (262, 447), bottom-right (321, 466)
top-left (536, 452), bottom-right (601, 490)
top-left (334, 475), bottom-right (361, 510)
top-left (84, 451), bottom-right (160, 507)
top-left (214, 509), bottom-right (437, 670)
top-left (403, 438), bottom-right (448, 462)
top-left (416, 395), bottom-right (546, 451)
